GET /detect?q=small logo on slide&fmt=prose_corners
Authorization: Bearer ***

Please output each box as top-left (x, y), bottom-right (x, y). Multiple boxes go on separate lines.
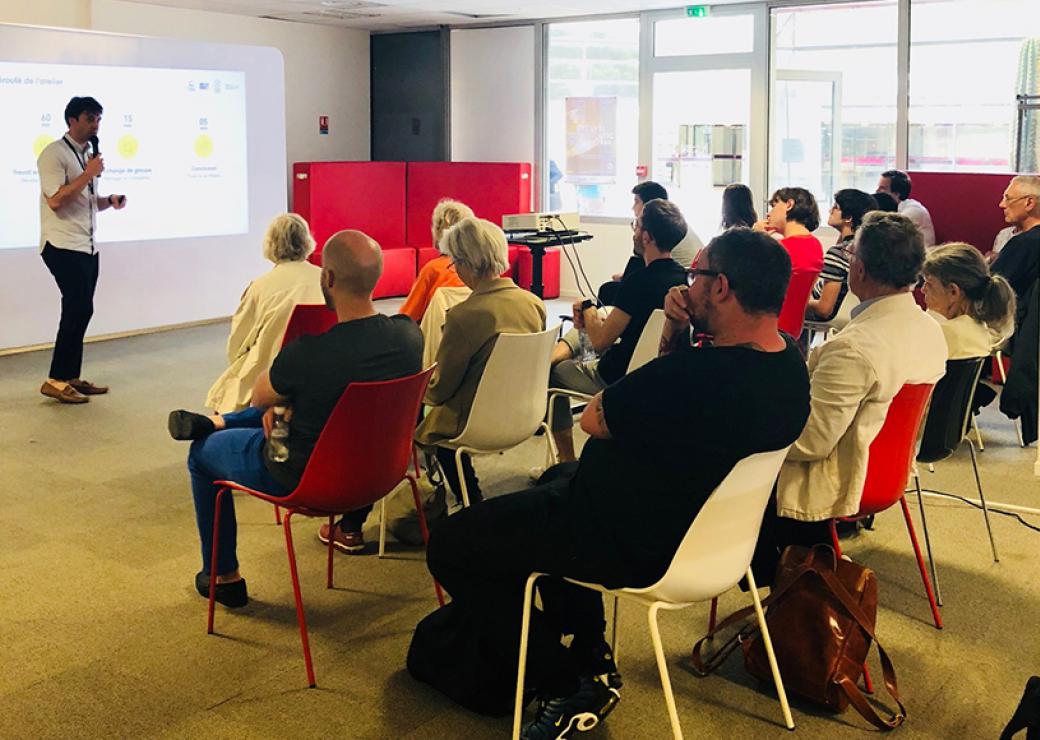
top-left (118, 134), bottom-right (139, 159)
top-left (194, 134), bottom-right (214, 158)
top-left (33, 134), bottom-right (55, 158)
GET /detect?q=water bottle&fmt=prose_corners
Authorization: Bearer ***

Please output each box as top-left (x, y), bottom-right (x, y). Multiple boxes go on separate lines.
top-left (578, 329), bottom-right (597, 362)
top-left (267, 405), bottom-right (290, 463)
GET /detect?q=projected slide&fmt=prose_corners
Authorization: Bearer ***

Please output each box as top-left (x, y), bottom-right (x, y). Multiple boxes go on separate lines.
top-left (0, 61), bottom-right (248, 249)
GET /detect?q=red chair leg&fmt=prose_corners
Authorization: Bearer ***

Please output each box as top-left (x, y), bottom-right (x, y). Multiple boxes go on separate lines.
top-left (408, 474), bottom-right (445, 606)
top-left (274, 504), bottom-right (282, 525)
top-left (899, 496), bottom-right (944, 629)
top-left (708, 597), bottom-right (718, 634)
top-left (862, 663), bottom-right (875, 694)
top-left (326, 515), bottom-right (335, 590)
top-left (412, 445), bottom-right (422, 478)
top-left (829, 520), bottom-right (842, 556)
top-left (207, 487), bottom-right (227, 635)
top-left (282, 511), bottom-right (317, 688)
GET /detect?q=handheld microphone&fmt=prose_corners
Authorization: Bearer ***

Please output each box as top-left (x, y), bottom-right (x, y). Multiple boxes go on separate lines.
top-left (89, 135), bottom-right (101, 179)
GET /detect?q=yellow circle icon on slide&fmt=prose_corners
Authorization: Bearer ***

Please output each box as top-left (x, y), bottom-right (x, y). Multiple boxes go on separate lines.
top-left (33, 134), bottom-right (54, 158)
top-left (117, 134), bottom-right (139, 159)
top-left (194, 134), bottom-right (214, 158)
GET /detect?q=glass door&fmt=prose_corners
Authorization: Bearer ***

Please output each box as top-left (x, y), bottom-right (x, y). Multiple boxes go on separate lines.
top-left (770, 71), bottom-right (842, 208)
top-left (643, 6), bottom-right (766, 243)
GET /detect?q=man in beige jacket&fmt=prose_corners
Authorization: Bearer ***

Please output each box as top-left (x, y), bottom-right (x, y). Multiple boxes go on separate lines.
top-left (757, 212), bottom-right (947, 571)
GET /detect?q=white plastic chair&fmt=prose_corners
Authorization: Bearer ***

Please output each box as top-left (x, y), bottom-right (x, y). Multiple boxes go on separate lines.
top-left (545, 309), bottom-right (667, 463)
top-left (440, 326), bottom-right (560, 507)
top-left (419, 286), bottom-right (472, 371)
top-left (511, 447), bottom-right (796, 739)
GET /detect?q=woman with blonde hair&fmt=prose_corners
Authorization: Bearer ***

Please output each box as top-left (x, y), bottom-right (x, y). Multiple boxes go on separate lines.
top-left (921, 242), bottom-right (1016, 359)
top-left (416, 217), bottom-right (545, 507)
top-left (203, 212), bottom-right (324, 413)
top-left (398, 199), bottom-right (475, 322)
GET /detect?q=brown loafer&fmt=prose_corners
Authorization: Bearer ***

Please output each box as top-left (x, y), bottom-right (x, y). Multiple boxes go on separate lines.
top-left (40, 381), bottom-right (89, 404)
top-left (68, 379), bottom-right (108, 395)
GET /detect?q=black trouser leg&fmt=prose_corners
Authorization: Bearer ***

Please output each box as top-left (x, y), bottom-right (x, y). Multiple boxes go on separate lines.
top-left (41, 243), bottom-right (99, 381)
top-left (337, 505), bottom-right (374, 533)
top-left (751, 491), bottom-right (832, 586)
top-left (435, 446), bottom-right (482, 505)
top-left (427, 485), bottom-right (606, 696)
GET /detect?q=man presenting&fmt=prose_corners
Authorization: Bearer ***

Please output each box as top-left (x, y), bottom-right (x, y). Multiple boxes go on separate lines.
top-left (37, 96), bottom-right (127, 404)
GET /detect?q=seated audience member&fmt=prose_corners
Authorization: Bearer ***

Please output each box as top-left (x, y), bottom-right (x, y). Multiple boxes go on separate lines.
top-left (415, 218), bottom-right (546, 506)
top-left (204, 214), bottom-right (324, 414)
top-left (755, 188), bottom-right (824, 330)
top-left (597, 181), bottom-right (702, 305)
top-left (806, 189), bottom-right (877, 321)
top-left (420, 229), bottom-right (810, 737)
top-left (922, 243), bottom-right (1015, 359)
top-left (548, 199), bottom-right (687, 462)
top-left (398, 199), bottom-right (475, 323)
top-left (720, 182), bottom-right (758, 230)
top-left (179, 231), bottom-right (422, 606)
top-left (992, 175), bottom-right (1040, 302)
top-left (991, 175), bottom-right (1040, 442)
top-left (989, 225), bottom-right (1021, 263)
top-left (877, 169), bottom-right (936, 248)
top-left (872, 191), bottom-right (899, 213)
top-left (754, 212), bottom-right (948, 577)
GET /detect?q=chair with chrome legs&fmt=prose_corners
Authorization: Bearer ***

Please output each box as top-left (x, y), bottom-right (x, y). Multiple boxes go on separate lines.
top-left (512, 447), bottom-right (796, 739)
top-left (913, 357), bottom-right (1000, 608)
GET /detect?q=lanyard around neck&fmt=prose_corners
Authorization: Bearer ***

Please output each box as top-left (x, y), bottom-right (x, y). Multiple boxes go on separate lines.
top-left (63, 135), bottom-right (94, 196)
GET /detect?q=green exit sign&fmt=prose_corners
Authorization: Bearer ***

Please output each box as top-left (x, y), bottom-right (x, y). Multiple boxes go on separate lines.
top-left (686, 5), bottom-right (710, 17)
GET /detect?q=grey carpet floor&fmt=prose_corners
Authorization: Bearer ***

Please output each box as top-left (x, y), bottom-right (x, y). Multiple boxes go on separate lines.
top-left (2, 307), bottom-right (1038, 739)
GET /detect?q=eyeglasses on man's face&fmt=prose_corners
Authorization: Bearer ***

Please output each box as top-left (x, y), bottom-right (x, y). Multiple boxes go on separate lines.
top-left (686, 268), bottom-right (721, 286)
top-left (1000, 193), bottom-right (1033, 206)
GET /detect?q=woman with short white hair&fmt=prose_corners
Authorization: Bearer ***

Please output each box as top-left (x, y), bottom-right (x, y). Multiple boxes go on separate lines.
top-left (399, 199), bottom-right (475, 322)
top-left (203, 212), bottom-right (324, 413)
top-left (416, 217), bottom-right (546, 506)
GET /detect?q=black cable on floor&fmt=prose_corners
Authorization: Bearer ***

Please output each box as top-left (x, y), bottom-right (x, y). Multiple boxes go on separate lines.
top-left (909, 486), bottom-right (1040, 534)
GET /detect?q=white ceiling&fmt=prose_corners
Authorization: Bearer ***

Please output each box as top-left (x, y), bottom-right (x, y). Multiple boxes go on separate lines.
top-left (116, 0), bottom-right (738, 32)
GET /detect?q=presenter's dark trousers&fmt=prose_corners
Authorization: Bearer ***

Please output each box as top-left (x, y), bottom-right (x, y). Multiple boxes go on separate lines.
top-left (41, 243), bottom-right (99, 381)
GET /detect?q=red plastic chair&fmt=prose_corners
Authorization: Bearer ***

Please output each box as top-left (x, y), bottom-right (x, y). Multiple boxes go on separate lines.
top-left (280, 303), bottom-right (338, 349)
top-left (829, 382), bottom-right (942, 630)
top-left (206, 367), bottom-right (444, 688)
top-left (778, 269), bottom-right (820, 339)
top-left (273, 303), bottom-right (339, 526)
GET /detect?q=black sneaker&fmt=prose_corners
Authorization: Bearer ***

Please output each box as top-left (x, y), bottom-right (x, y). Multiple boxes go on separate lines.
top-left (521, 675), bottom-right (621, 739)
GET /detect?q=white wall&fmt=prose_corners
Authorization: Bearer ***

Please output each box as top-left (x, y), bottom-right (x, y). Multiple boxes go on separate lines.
top-left (450, 27), bottom-right (534, 165)
top-left (90, 0), bottom-right (370, 201)
top-left (0, 0), bottom-right (89, 28)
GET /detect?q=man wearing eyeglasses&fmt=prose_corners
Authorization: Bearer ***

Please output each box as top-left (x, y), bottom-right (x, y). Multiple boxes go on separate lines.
top-left (992, 175), bottom-right (1040, 302)
top-left (990, 175), bottom-right (1040, 444)
top-left (418, 228), bottom-right (809, 738)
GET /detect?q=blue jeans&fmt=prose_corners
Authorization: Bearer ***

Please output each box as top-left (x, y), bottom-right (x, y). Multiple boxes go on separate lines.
top-left (188, 408), bottom-right (290, 575)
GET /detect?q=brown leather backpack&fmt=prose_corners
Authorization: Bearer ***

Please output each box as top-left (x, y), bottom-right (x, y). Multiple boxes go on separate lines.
top-left (689, 545), bottom-right (906, 730)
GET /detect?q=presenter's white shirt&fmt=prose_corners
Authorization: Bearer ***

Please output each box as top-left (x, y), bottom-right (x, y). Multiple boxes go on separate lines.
top-left (38, 135), bottom-right (98, 254)
top-left (897, 198), bottom-right (936, 248)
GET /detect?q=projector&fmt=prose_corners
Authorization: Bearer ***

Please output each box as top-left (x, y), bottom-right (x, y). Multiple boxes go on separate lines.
top-left (502, 212), bottom-right (580, 232)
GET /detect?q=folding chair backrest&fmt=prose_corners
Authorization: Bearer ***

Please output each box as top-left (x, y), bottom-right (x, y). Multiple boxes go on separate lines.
top-left (281, 304), bottom-right (338, 349)
top-left (420, 287), bottom-right (472, 369)
top-left (857, 382), bottom-right (935, 517)
top-left (626, 309), bottom-right (666, 374)
top-left (449, 326), bottom-right (559, 451)
top-left (629, 447), bottom-right (791, 604)
top-left (778, 269), bottom-right (820, 338)
top-left (830, 290), bottom-right (860, 331)
top-left (291, 367), bottom-right (435, 513)
top-left (917, 357), bottom-right (986, 464)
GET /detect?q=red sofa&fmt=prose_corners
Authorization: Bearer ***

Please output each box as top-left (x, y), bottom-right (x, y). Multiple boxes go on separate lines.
top-left (292, 160), bottom-right (561, 300)
top-left (907, 171), bottom-right (1013, 254)
top-left (292, 161), bottom-right (415, 298)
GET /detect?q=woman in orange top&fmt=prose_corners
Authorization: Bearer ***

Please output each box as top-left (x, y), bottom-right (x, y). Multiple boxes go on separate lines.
top-left (399, 199), bottom-right (474, 322)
